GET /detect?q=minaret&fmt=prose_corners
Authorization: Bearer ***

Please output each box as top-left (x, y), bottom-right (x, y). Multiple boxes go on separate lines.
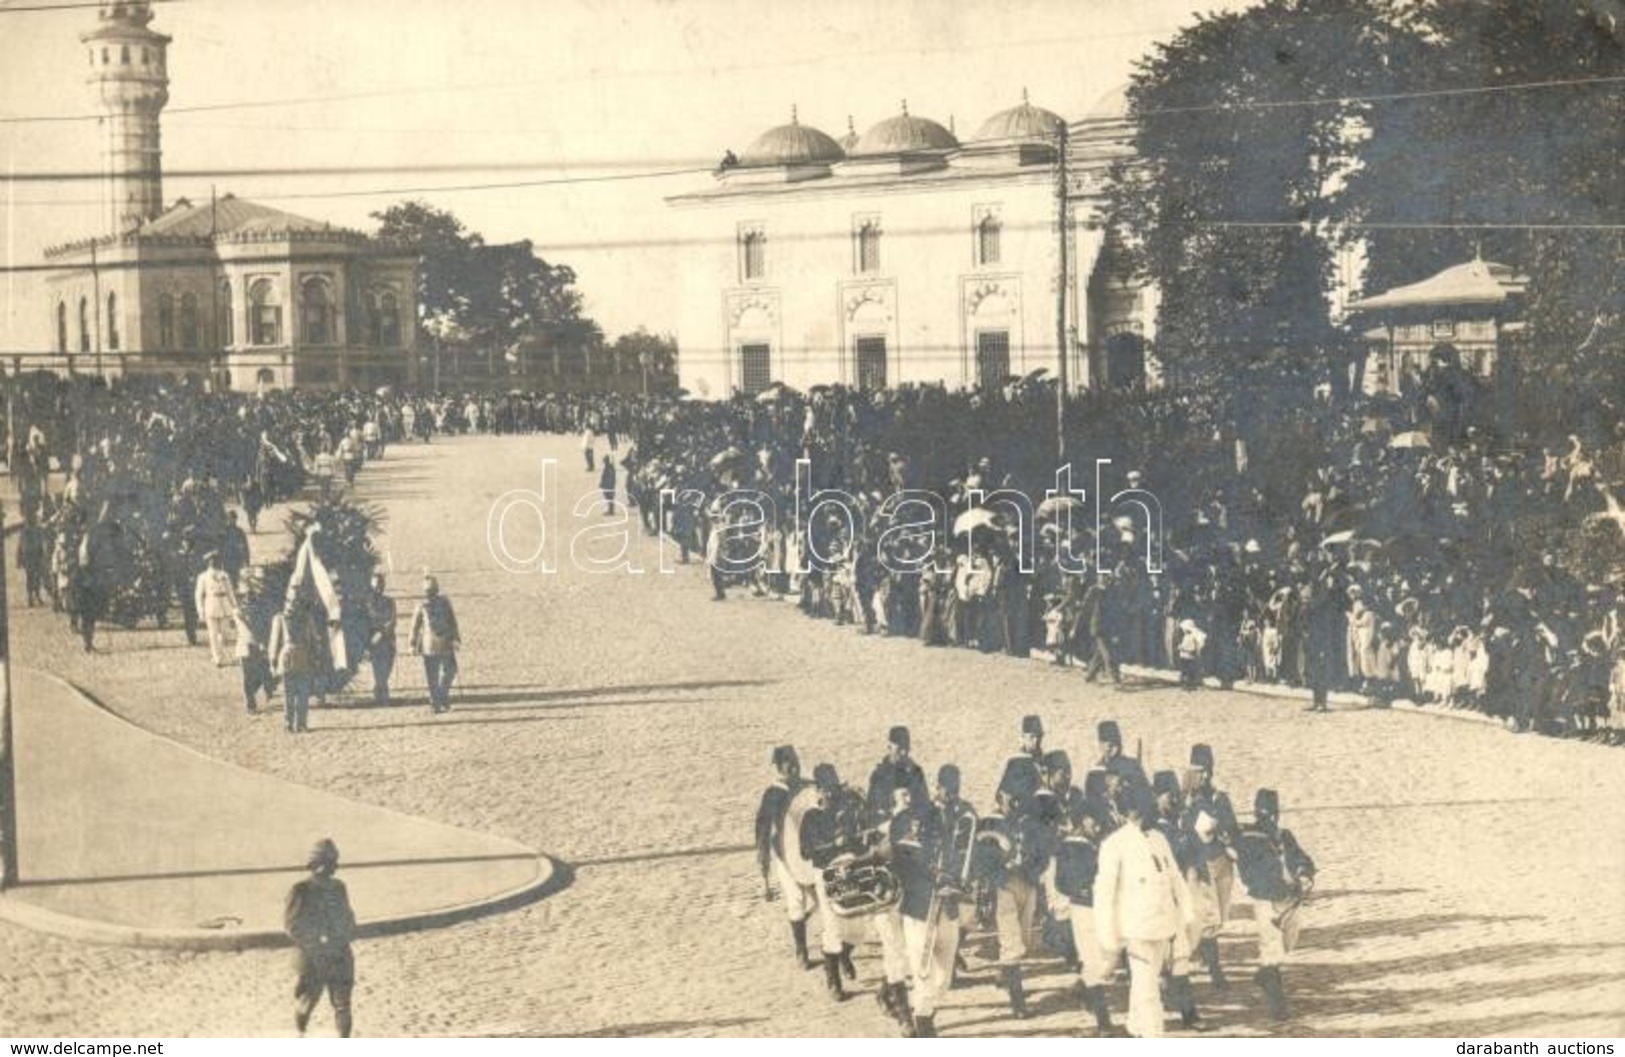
top-left (82, 1), bottom-right (170, 233)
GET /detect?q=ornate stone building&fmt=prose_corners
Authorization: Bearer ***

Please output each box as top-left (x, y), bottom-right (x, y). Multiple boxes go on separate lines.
top-left (666, 89), bottom-right (1156, 398)
top-left (39, 1), bottom-right (418, 390)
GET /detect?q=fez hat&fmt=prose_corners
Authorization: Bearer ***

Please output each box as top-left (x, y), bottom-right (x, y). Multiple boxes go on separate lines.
top-left (813, 763), bottom-right (840, 789)
top-left (423, 575), bottom-right (440, 595)
top-left (1152, 770), bottom-right (1182, 799)
top-left (1042, 749), bottom-right (1072, 774)
top-left (1255, 788), bottom-right (1280, 817)
top-left (307, 838), bottom-right (339, 870)
top-left (888, 725), bottom-right (911, 750)
top-left (1082, 769), bottom-right (1108, 800)
top-left (937, 764), bottom-right (961, 795)
top-left (771, 745), bottom-right (798, 769)
top-left (1190, 743), bottom-right (1215, 771)
top-left (1097, 719), bottom-right (1122, 744)
top-left (1021, 714), bottom-right (1044, 737)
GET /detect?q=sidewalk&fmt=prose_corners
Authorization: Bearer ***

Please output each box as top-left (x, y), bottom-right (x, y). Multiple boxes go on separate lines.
top-left (0, 666), bottom-right (559, 950)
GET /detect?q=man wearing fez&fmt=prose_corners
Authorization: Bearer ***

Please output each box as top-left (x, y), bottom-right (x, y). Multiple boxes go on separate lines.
top-left (995, 714), bottom-right (1046, 806)
top-left (1182, 743), bottom-right (1239, 989)
top-left (1094, 783), bottom-right (1192, 1039)
top-left (1235, 788), bottom-right (1317, 1021)
top-left (1096, 719), bottom-right (1149, 794)
top-left (866, 725), bottom-right (929, 825)
top-left (410, 575), bottom-right (460, 713)
top-left (286, 838), bottom-right (358, 1038)
top-left (364, 573), bottom-right (398, 707)
top-left (754, 745), bottom-right (815, 969)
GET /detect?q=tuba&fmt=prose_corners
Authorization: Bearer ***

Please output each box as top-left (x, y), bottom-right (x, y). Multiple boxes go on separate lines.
top-left (822, 857), bottom-right (902, 917)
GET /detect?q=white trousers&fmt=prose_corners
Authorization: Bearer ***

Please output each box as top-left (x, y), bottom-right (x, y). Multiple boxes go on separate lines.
top-left (1124, 937), bottom-right (1172, 1039)
top-left (900, 910), bottom-right (959, 1017)
top-left (1067, 903), bottom-right (1115, 989)
top-left (206, 616), bottom-right (233, 664)
top-left (872, 906), bottom-right (909, 985)
top-left (771, 856), bottom-right (815, 924)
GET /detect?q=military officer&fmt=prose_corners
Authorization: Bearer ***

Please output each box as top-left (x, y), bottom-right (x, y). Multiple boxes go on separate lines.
top-left (1182, 743), bottom-right (1239, 989)
top-left (1094, 784), bottom-right (1192, 1039)
top-left (1234, 788), bottom-right (1316, 1022)
top-left (995, 714), bottom-right (1046, 805)
top-left (872, 785), bottom-right (923, 1032)
top-left (866, 725), bottom-right (929, 824)
top-left (193, 551), bottom-right (239, 666)
top-left (755, 745), bottom-right (816, 968)
top-left (1049, 800), bottom-right (1125, 1037)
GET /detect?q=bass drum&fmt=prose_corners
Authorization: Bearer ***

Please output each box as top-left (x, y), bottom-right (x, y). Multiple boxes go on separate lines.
top-left (782, 785), bottom-right (824, 886)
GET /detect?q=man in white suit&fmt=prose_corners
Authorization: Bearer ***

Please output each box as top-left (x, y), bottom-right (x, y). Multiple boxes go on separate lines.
top-left (1094, 784), bottom-right (1192, 1038)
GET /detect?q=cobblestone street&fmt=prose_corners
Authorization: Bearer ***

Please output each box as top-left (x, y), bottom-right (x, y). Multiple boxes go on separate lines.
top-left (2, 433), bottom-right (1622, 1038)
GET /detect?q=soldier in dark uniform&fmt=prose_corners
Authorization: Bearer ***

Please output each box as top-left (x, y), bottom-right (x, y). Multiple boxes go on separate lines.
top-left (285, 838), bottom-right (357, 1038)
top-left (364, 573), bottom-right (398, 706)
top-left (1234, 788), bottom-right (1316, 1021)
top-left (974, 786), bottom-right (1048, 1018)
top-left (1151, 771), bottom-right (1206, 1032)
top-left (866, 725), bottom-right (929, 825)
top-left (800, 764), bottom-right (862, 1001)
top-left (995, 714), bottom-right (1046, 806)
top-left (1050, 801), bottom-right (1124, 1037)
top-left (755, 745), bottom-right (815, 968)
top-left (1182, 743), bottom-right (1239, 989)
top-left (1035, 750), bottom-right (1082, 970)
top-left (896, 769), bottom-right (975, 1039)
top-left (1084, 768), bottom-right (1126, 834)
top-left (1096, 720), bottom-right (1150, 796)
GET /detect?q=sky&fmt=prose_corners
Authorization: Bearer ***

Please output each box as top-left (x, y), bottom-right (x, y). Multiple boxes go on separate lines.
top-left (0, 0), bottom-right (1253, 352)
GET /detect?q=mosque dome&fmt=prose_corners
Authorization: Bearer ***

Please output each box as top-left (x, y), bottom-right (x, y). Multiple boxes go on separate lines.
top-left (739, 108), bottom-right (846, 167)
top-left (852, 103), bottom-right (959, 156)
top-left (974, 92), bottom-right (1065, 142)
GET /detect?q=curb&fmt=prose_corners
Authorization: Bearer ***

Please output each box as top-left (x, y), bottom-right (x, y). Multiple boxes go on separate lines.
top-left (0, 668), bottom-right (566, 952)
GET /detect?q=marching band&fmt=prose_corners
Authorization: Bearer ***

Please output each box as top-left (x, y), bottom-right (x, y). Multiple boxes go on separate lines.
top-left (752, 716), bottom-right (1318, 1037)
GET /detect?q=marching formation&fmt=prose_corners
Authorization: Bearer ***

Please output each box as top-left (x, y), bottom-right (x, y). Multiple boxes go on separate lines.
top-left (754, 717), bottom-right (1316, 1037)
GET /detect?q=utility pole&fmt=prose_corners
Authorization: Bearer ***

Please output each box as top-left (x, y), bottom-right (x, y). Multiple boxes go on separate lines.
top-left (0, 502), bottom-right (18, 890)
top-left (1054, 123), bottom-right (1071, 463)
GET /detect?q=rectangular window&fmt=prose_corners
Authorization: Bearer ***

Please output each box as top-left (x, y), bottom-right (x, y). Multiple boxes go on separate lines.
top-left (739, 343), bottom-right (772, 395)
top-left (975, 330), bottom-right (1010, 391)
top-left (855, 336), bottom-right (887, 390)
top-left (742, 231), bottom-right (765, 281)
top-left (252, 306), bottom-right (282, 347)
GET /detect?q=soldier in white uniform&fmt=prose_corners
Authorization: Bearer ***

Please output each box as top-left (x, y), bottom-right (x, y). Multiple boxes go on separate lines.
top-left (1094, 784), bottom-right (1193, 1039)
top-left (193, 551), bottom-right (239, 666)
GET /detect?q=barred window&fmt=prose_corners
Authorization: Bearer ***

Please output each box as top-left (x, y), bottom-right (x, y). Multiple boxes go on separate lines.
top-left (977, 215), bottom-right (1002, 266)
top-left (742, 230), bottom-right (766, 281)
top-left (857, 221), bottom-right (881, 274)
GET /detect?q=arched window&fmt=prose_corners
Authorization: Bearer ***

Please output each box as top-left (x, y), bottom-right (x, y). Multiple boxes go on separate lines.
top-left (180, 292), bottom-right (199, 350)
top-left (78, 296), bottom-right (90, 352)
top-left (157, 293), bottom-right (175, 349)
top-left (300, 276), bottom-right (334, 345)
top-left (106, 292), bottom-right (119, 351)
top-left (379, 292), bottom-right (401, 347)
top-left (217, 279), bottom-right (233, 347)
top-left (56, 302), bottom-right (68, 354)
top-left (977, 215), bottom-right (1001, 266)
top-left (857, 220), bottom-right (881, 274)
top-left (742, 230), bottom-right (765, 281)
top-left (249, 279), bottom-right (281, 346)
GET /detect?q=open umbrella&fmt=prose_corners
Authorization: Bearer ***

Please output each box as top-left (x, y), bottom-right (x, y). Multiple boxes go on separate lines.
top-left (953, 508), bottom-right (1000, 536)
top-left (709, 446), bottom-right (746, 470)
top-left (1022, 367), bottom-right (1050, 384)
top-left (1036, 495), bottom-right (1086, 520)
top-left (1389, 430), bottom-right (1431, 450)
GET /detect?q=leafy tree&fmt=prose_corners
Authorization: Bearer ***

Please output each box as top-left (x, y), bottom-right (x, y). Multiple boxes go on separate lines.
top-left (371, 202), bottom-right (602, 371)
top-left (609, 327), bottom-right (679, 391)
top-left (1102, 0), bottom-right (1410, 412)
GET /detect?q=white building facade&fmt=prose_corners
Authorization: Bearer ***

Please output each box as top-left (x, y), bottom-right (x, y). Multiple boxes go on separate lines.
top-left (667, 93), bottom-right (1156, 399)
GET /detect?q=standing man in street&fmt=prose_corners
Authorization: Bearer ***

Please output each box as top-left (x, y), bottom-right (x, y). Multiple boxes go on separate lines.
top-left (754, 746), bottom-right (815, 969)
top-left (1235, 788), bottom-right (1316, 1021)
top-left (286, 838), bottom-right (358, 1038)
top-left (410, 575), bottom-right (460, 713)
top-left (1094, 784), bottom-right (1192, 1039)
top-left (599, 455), bottom-right (618, 516)
top-left (194, 551), bottom-right (239, 666)
top-left (365, 573), bottom-right (398, 706)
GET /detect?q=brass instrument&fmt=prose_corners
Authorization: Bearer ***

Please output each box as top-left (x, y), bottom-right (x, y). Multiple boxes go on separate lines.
top-left (822, 856), bottom-right (902, 917)
top-left (919, 801), bottom-right (978, 975)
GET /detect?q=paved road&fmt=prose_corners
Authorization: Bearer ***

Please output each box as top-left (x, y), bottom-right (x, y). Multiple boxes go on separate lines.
top-left (2, 434), bottom-right (1622, 1038)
